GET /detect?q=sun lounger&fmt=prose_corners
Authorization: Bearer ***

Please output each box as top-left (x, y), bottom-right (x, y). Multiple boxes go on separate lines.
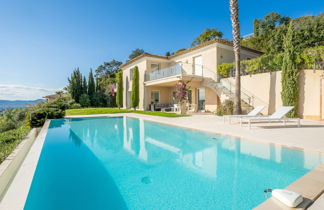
top-left (223, 106), bottom-right (265, 123)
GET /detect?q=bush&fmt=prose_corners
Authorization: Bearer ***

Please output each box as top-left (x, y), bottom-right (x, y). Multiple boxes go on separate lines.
top-left (70, 103), bottom-right (82, 109)
top-left (29, 108), bottom-right (65, 127)
top-left (79, 94), bottom-right (90, 107)
top-left (0, 125), bottom-right (30, 163)
top-left (216, 100), bottom-right (234, 116)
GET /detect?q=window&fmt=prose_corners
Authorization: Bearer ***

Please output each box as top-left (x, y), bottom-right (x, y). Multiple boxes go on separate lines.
top-left (151, 91), bottom-right (160, 104)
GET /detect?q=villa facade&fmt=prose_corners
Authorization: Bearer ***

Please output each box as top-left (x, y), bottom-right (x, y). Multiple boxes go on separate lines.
top-left (120, 39), bottom-right (262, 112)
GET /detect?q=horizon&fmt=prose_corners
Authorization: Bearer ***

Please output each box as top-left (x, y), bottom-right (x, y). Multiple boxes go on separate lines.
top-left (0, 0), bottom-right (323, 100)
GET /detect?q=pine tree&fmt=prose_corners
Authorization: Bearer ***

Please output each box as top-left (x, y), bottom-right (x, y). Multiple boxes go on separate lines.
top-left (116, 71), bottom-right (123, 108)
top-left (67, 68), bottom-right (83, 103)
top-left (281, 22), bottom-right (299, 117)
top-left (130, 66), bottom-right (139, 110)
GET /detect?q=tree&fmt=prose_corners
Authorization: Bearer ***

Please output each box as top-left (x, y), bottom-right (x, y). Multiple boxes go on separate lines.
top-left (79, 94), bottom-right (90, 107)
top-left (95, 59), bottom-right (122, 78)
top-left (191, 28), bottom-right (223, 46)
top-left (88, 69), bottom-right (96, 104)
top-left (116, 71), bottom-right (123, 108)
top-left (130, 66), bottom-right (139, 110)
top-left (67, 68), bottom-right (83, 103)
top-left (165, 51), bottom-right (171, 56)
top-left (281, 22), bottom-right (299, 117)
top-left (82, 76), bottom-right (87, 94)
top-left (128, 48), bottom-right (145, 60)
top-left (230, 0), bottom-right (242, 114)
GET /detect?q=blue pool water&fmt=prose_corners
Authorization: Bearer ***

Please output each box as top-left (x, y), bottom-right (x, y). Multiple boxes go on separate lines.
top-left (24, 117), bottom-right (324, 210)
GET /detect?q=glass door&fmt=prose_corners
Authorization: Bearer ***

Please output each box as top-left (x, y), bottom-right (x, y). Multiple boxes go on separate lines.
top-left (197, 88), bottom-right (205, 111)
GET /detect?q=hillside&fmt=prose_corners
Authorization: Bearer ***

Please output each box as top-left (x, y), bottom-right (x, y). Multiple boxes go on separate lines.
top-left (0, 99), bottom-right (44, 112)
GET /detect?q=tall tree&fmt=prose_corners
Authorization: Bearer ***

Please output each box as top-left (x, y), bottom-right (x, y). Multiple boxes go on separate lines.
top-left (230, 0), bottom-right (242, 114)
top-left (116, 71), bottom-right (123, 108)
top-left (130, 66), bottom-right (139, 110)
top-left (281, 22), bottom-right (299, 117)
top-left (88, 69), bottom-right (96, 103)
top-left (82, 76), bottom-right (87, 94)
top-left (95, 59), bottom-right (122, 78)
top-left (128, 48), bottom-right (145, 60)
top-left (191, 28), bottom-right (223, 46)
top-left (67, 68), bottom-right (83, 103)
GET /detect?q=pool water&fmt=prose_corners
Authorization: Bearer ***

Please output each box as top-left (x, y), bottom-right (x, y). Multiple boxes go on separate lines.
top-left (24, 117), bottom-right (324, 210)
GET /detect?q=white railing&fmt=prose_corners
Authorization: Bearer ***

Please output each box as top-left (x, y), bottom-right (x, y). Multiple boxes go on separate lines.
top-left (146, 64), bottom-right (183, 81)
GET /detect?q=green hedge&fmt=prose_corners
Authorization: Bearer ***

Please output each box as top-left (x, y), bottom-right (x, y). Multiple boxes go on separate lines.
top-left (0, 125), bottom-right (30, 163)
top-left (217, 46), bottom-right (324, 78)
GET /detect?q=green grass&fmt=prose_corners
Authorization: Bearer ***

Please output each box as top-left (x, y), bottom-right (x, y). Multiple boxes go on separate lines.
top-left (66, 108), bottom-right (188, 117)
top-left (0, 125), bottom-right (30, 164)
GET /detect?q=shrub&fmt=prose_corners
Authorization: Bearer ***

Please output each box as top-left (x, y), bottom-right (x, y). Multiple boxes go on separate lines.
top-left (116, 71), bottom-right (123, 108)
top-left (29, 108), bottom-right (65, 127)
top-left (0, 125), bottom-right (30, 163)
top-left (216, 100), bottom-right (234, 116)
top-left (70, 103), bottom-right (82, 109)
top-left (79, 94), bottom-right (91, 107)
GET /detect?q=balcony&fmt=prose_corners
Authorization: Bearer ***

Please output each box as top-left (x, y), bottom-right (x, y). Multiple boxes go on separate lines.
top-left (145, 64), bottom-right (183, 81)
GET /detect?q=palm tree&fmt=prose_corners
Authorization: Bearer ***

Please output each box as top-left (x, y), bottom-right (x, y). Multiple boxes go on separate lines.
top-left (230, 0), bottom-right (242, 114)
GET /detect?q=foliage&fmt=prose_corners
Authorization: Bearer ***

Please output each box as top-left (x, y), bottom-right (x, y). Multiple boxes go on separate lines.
top-left (82, 76), bottom-right (87, 94)
top-left (0, 125), bottom-right (30, 163)
top-left (281, 22), bottom-right (299, 117)
top-left (216, 100), bottom-right (234, 116)
top-left (174, 81), bottom-right (190, 102)
top-left (65, 108), bottom-right (188, 117)
top-left (191, 28), bottom-right (223, 47)
top-left (217, 45), bottom-right (323, 78)
top-left (67, 68), bottom-right (83, 103)
top-left (165, 51), bottom-right (171, 56)
top-left (116, 71), bottom-right (123, 108)
top-left (95, 59), bottom-right (122, 78)
top-left (79, 94), bottom-right (91, 107)
top-left (128, 48), bottom-right (145, 60)
top-left (70, 103), bottom-right (82, 109)
top-left (87, 69), bottom-right (96, 103)
top-left (29, 96), bottom-right (69, 127)
top-left (130, 66), bottom-right (139, 110)
top-left (0, 108), bottom-right (28, 132)
top-left (242, 12), bottom-right (323, 54)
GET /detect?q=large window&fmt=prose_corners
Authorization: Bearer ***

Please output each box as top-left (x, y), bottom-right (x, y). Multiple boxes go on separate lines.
top-left (151, 91), bottom-right (160, 104)
top-left (197, 88), bottom-right (205, 110)
top-left (194, 56), bottom-right (202, 76)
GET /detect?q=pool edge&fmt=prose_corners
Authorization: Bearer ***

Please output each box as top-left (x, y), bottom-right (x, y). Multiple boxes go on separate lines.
top-left (0, 120), bottom-right (50, 210)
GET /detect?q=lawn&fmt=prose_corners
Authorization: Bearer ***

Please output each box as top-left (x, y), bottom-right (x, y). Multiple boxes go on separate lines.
top-left (65, 108), bottom-right (188, 117)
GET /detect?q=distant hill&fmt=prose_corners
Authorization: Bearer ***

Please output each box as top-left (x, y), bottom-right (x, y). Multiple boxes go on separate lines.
top-left (0, 99), bottom-right (44, 112)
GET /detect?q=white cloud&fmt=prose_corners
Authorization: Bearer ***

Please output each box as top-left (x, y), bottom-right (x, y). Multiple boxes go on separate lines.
top-left (0, 84), bottom-right (60, 100)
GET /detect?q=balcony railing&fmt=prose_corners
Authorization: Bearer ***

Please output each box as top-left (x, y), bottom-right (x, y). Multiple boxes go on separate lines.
top-left (145, 64), bottom-right (183, 81)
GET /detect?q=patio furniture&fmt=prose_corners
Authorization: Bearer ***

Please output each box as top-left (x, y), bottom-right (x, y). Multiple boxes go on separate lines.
top-left (223, 106), bottom-right (265, 123)
top-left (240, 106), bottom-right (300, 129)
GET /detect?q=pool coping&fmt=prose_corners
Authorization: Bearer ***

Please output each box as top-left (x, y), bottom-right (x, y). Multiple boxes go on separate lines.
top-left (0, 120), bottom-right (50, 210)
top-left (0, 114), bottom-right (323, 209)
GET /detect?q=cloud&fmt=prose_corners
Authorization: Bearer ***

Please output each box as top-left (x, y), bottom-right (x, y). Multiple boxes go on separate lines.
top-left (0, 84), bottom-right (60, 100)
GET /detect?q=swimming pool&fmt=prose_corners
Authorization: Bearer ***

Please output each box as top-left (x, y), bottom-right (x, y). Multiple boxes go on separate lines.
top-left (24, 117), bottom-right (324, 210)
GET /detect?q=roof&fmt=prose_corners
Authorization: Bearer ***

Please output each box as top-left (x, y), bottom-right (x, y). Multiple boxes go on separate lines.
top-left (43, 94), bottom-right (60, 99)
top-left (120, 38), bottom-right (263, 68)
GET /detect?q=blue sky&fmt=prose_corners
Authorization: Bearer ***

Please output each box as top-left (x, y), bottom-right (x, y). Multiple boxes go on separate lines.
top-left (0, 0), bottom-right (323, 100)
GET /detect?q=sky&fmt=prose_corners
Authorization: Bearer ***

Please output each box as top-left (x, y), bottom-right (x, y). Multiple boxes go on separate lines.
top-left (0, 0), bottom-right (323, 100)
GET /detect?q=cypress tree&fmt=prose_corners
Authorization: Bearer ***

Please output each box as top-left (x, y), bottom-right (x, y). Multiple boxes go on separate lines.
top-left (116, 71), bottom-right (123, 108)
top-left (82, 76), bottom-right (87, 94)
top-left (88, 69), bottom-right (96, 104)
top-left (130, 66), bottom-right (139, 110)
top-left (281, 22), bottom-right (299, 117)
